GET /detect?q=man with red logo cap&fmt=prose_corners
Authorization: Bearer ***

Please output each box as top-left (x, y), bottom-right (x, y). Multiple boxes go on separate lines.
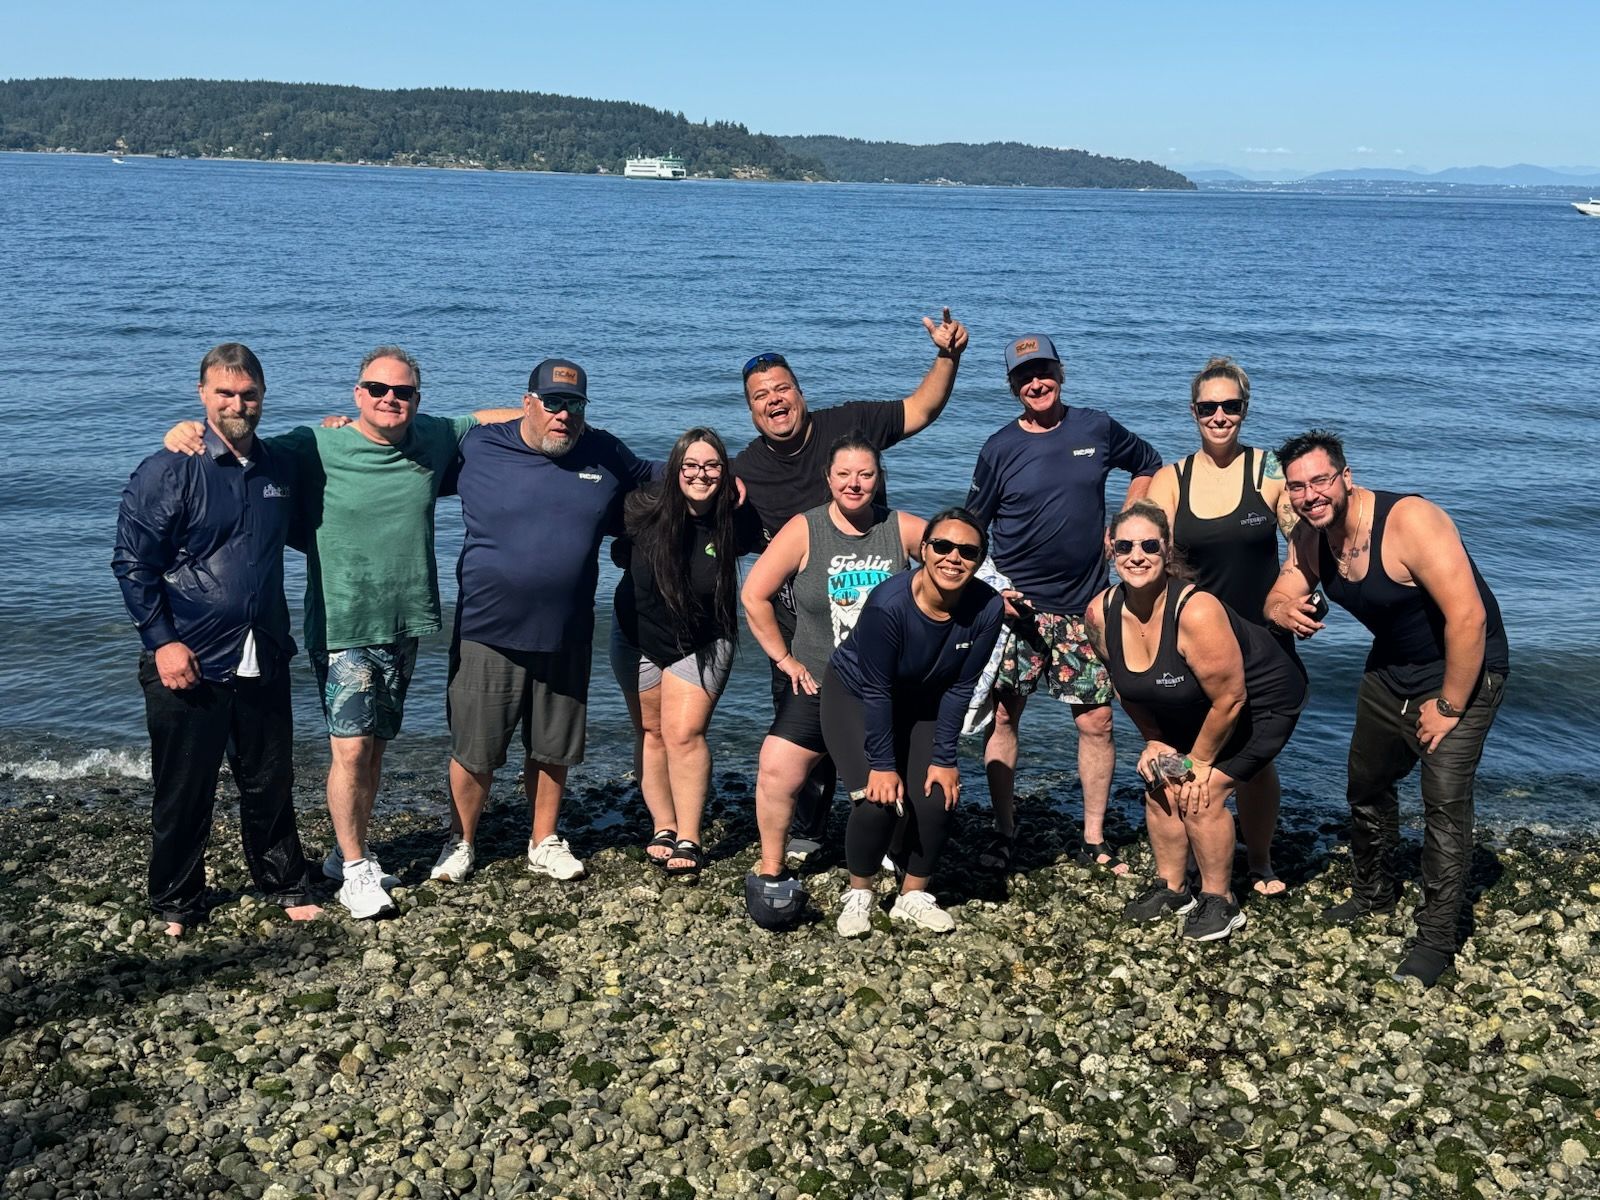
top-left (966, 334), bottom-right (1162, 876)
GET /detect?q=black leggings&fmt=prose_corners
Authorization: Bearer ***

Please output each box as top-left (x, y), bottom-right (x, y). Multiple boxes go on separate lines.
top-left (819, 666), bottom-right (952, 880)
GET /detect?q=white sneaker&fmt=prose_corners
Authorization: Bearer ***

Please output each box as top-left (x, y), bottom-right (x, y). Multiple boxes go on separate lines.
top-left (836, 887), bottom-right (876, 938)
top-left (429, 835), bottom-right (475, 883)
top-left (323, 847), bottom-right (398, 889)
top-left (337, 860), bottom-right (397, 920)
top-left (527, 834), bottom-right (585, 881)
top-left (890, 890), bottom-right (955, 933)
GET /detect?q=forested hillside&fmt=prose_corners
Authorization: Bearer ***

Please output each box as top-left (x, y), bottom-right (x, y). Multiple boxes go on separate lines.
top-left (778, 135), bottom-right (1193, 189)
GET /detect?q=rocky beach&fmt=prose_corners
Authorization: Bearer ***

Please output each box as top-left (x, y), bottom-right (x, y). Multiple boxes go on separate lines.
top-left (2, 772), bottom-right (1597, 1200)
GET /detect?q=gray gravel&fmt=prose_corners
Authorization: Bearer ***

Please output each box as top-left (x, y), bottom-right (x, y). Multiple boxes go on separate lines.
top-left (2, 772), bottom-right (1597, 1199)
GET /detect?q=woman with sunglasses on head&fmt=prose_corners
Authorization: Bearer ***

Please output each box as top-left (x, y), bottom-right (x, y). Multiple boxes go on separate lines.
top-left (822, 508), bottom-right (1005, 936)
top-left (1145, 357), bottom-right (1303, 900)
top-left (1085, 502), bottom-right (1307, 941)
top-left (612, 427), bottom-right (756, 878)
top-left (742, 435), bottom-right (927, 908)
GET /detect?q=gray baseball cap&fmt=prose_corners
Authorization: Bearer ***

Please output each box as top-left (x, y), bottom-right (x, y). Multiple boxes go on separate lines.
top-left (1003, 334), bottom-right (1061, 374)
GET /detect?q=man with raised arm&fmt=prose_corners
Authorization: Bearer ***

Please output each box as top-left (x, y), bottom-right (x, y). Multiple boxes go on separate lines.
top-left (732, 309), bottom-right (967, 925)
top-left (966, 334), bottom-right (1162, 876)
top-left (428, 359), bottom-right (656, 887)
top-left (1265, 429), bottom-right (1510, 987)
top-left (163, 346), bottom-right (515, 920)
top-left (114, 343), bottom-right (320, 937)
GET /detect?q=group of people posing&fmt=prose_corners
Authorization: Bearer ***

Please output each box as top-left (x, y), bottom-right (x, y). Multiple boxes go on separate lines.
top-left (113, 311), bottom-right (1508, 989)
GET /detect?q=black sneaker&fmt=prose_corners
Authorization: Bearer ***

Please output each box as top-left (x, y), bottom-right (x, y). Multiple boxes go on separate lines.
top-left (1123, 881), bottom-right (1197, 923)
top-left (1183, 892), bottom-right (1246, 942)
top-left (1321, 893), bottom-right (1399, 925)
top-left (1393, 943), bottom-right (1453, 987)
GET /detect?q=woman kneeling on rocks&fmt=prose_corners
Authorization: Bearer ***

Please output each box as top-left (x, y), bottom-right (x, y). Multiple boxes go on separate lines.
top-left (612, 427), bottom-right (755, 877)
top-left (1084, 501), bottom-right (1307, 942)
top-left (822, 508), bottom-right (1004, 936)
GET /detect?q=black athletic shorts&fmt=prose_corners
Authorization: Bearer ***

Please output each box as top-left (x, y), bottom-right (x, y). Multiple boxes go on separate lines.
top-left (767, 685), bottom-right (825, 753)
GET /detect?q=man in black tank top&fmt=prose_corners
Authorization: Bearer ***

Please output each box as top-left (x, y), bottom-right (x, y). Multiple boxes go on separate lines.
top-left (1266, 431), bottom-right (1509, 989)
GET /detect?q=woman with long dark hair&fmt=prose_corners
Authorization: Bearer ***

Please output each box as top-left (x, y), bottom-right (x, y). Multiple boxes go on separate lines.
top-left (612, 427), bottom-right (751, 877)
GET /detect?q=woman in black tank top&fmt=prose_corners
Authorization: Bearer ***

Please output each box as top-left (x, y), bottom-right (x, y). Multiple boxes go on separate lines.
top-left (1085, 502), bottom-right (1307, 942)
top-left (1145, 357), bottom-right (1298, 900)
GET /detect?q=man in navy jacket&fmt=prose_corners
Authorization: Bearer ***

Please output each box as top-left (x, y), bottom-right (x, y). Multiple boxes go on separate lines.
top-left (113, 343), bottom-right (320, 936)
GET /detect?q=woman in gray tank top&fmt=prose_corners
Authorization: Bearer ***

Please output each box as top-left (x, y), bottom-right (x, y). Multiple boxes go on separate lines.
top-left (742, 435), bottom-right (928, 890)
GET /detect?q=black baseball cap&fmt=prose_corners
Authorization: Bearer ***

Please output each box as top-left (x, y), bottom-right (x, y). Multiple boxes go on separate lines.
top-left (528, 358), bottom-right (588, 402)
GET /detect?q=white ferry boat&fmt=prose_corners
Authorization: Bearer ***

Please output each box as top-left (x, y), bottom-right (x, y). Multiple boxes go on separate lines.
top-left (624, 154), bottom-right (687, 180)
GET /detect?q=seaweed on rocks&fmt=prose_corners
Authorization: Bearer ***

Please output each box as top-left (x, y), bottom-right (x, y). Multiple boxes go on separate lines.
top-left (1, 776), bottom-right (1598, 1198)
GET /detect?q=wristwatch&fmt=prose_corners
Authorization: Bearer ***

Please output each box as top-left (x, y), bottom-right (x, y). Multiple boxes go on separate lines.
top-left (1434, 696), bottom-right (1464, 718)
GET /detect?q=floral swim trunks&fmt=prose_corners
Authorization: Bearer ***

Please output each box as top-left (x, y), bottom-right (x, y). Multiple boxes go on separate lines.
top-left (992, 611), bottom-right (1113, 707)
top-left (310, 639), bottom-right (420, 740)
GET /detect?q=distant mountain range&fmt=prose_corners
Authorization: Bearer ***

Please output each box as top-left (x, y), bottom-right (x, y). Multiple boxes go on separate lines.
top-left (0, 77), bottom-right (1191, 190)
top-left (1185, 163), bottom-right (1600, 187)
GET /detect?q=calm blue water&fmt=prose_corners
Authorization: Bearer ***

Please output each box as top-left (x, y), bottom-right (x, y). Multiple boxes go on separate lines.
top-left (2, 152), bottom-right (1596, 828)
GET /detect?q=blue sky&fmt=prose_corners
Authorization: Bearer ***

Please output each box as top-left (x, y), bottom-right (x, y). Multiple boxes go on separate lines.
top-left (4, 1), bottom-right (1593, 173)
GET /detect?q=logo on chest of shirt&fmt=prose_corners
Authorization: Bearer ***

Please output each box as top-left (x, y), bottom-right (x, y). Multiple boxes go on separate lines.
top-left (1240, 511), bottom-right (1270, 527)
top-left (1072, 447), bottom-right (1096, 458)
top-left (577, 470), bottom-right (603, 483)
top-left (1155, 672), bottom-right (1186, 688)
top-left (261, 483), bottom-right (290, 498)
top-left (703, 541), bottom-right (717, 558)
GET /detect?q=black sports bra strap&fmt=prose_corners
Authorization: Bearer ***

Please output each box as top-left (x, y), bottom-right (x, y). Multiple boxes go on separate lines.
top-left (1170, 580), bottom-right (1199, 624)
top-left (1242, 446), bottom-right (1260, 500)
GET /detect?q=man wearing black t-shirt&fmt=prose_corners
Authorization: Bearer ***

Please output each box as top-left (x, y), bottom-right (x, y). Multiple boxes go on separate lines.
top-left (733, 309), bottom-right (969, 867)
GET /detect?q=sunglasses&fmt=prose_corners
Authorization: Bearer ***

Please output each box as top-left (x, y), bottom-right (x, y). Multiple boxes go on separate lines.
top-left (359, 381), bottom-right (419, 402)
top-left (1112, 538), bottom-right (1164, 556)
top-left (742, 352), bottom-right (789, 380)
top-left (925, 537), bottom-right (982, 563)
top-left (538, 395), bottom-right (587, 415)
top-left (1193, 398), bottom-right (1245, 417)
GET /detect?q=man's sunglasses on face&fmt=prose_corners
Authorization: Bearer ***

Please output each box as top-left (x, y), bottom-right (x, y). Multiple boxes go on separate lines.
top-left (538, 395), bottom-right (587, 415)
top-left (359, 381), bottom-right (419, 402)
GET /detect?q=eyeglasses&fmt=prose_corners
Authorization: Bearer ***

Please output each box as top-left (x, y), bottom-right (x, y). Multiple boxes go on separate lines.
top-left (1112, 538), bottom-right (1164, 556)
top-left (925, 537), bottom-right (982, 563)
top-left (1193, 398), bottom-right (1245, 417)
top-left (359, 381), bottom-right (419, 402)
top-left (538, 395), bottom-right (587, 415)
top-left (1285, 471), bottom-right (1344, 496)
top-left (742, 352), bottom-right (789, 380)
top-left (680, 462), bottom-right (724, 478)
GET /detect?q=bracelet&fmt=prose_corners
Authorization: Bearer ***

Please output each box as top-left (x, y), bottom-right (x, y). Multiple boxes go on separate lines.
top-left (776, 653), bottom-right (792, 666)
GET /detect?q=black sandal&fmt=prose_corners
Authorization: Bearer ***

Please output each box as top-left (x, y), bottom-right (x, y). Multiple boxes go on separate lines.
top-left (665, 838), bottom-right (704, 878)
top-left (977, 833), bottom-right (1016, 871)
top-left (1074, 840), bottom-right (1129, 876)
top-left (646, 828), bottom-right (677, 866)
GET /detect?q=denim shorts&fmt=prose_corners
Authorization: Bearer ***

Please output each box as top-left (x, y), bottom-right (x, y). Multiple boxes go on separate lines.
top-left (310, 639), bottom-right (419, 740)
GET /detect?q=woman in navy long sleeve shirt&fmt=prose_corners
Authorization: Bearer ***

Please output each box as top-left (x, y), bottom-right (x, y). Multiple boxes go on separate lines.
top-left (822, 508), bottom-right (1004, 936)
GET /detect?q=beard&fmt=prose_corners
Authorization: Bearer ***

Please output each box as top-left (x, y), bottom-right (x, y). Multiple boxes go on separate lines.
top-left (214, 412), bottom-right (259, 443)
top-left (539, 420), bottom-right (583, 457)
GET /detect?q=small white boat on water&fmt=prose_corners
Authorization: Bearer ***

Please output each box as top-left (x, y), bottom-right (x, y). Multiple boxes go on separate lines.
top-left (1573, 199), bottom-right (1600, 217)
top-left (112, 157), bottom-right (126, 164)
top-left (624, 154), bottom-right (687, 180)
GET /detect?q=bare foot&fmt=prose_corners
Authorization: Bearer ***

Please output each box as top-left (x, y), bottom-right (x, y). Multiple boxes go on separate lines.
top-left (163, 921), bottom-right (185, 938)
top-left (284, 903), bottom-right (324, 922)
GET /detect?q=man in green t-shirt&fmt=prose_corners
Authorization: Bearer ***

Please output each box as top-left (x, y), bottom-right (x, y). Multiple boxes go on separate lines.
top-left (165, 345), bottom-right (518, 920)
